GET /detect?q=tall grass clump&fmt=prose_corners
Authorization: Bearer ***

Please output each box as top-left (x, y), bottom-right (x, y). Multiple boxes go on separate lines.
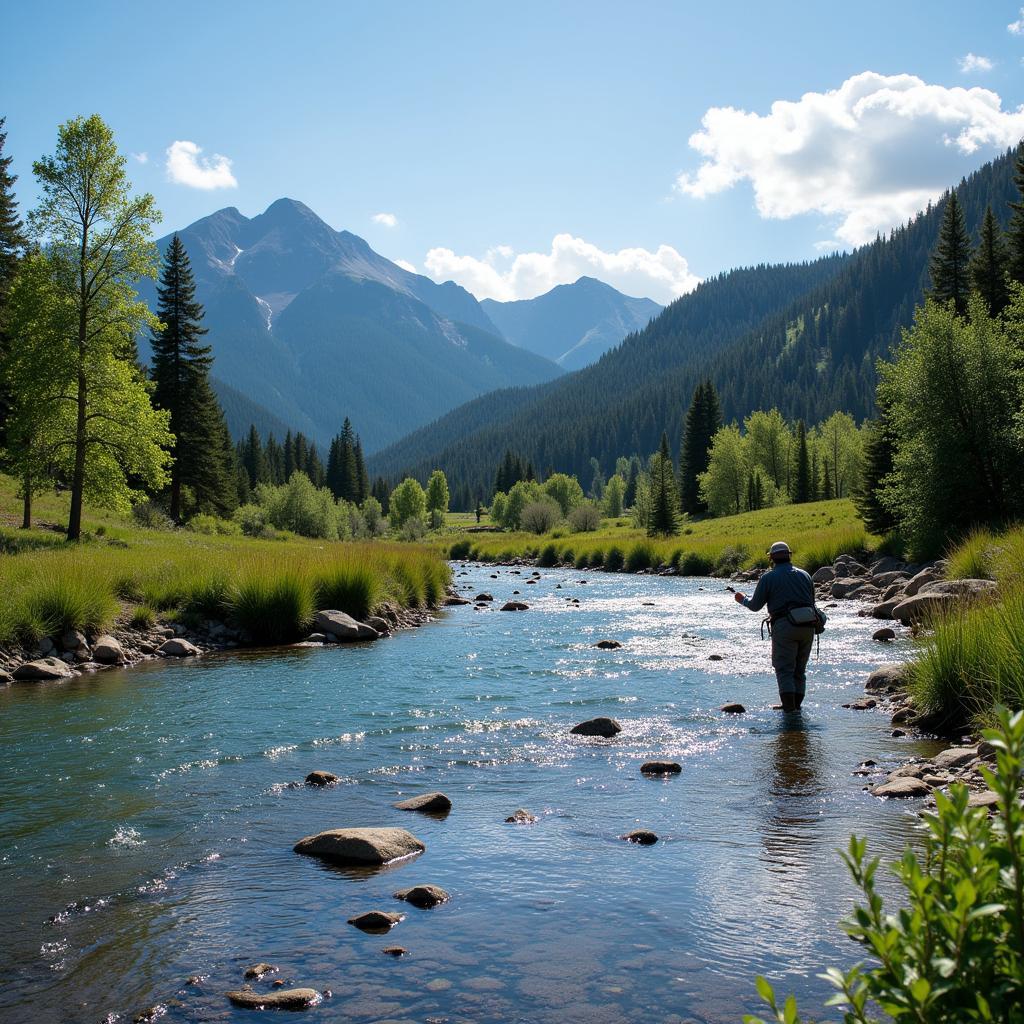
top-left (909, 588), bottom-right (1024, 729)
top-left (537, 543), bottom-right (559, 568)
top-left (604, 546), bottom-right (625, 572)
top-left (574, 552), bottom-right (589, 569)
top-left (388, 560), bottom-right (427, 608)
top-left (625, 540), bottom-right (656, 573)
top-left (797, 527), bottom-right (867, 573)
top-left (588, 548), bottom-right (604, 568)
top-left (129, 604), bottom-right (157, 630)
top-left (448, 538), bottom-right (472, 560)
top-left (183, 570), bottom-right (231, 619)
top-left (15, 569), bottom-right (118, 644)
top-left (315, 561), bottom-right (382, 620)
top-left (227, 566), bottom-right (315, 644)
top-left (417, 555), bottom-right (449, 607)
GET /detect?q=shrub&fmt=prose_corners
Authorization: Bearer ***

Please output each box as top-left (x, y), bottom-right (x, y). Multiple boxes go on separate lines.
top-left (575, 552), bottom-right (589, 569)
top-left (588, 548), bottom-right (605, 568)
top-left (713, 544), bottom-right (749, 576)
top-left (537, 543), bottom-right (559, 568)
top-left (604, 546), bottom-right (625, 572)
top-left (315, 561), bottom-right (381, 620)
top-left (559, 547), bottom-right (574, 565)
top-left (400, 516), bottom-right (427, 542)
top-left (625, 540), bottom-right (656, 573)
top-left (746, 708), bottom-right (1024, 1024)
top-left (678, 551), bottom-right (715, 576)
top-left (187, 513), bottom-right (240, 536)
top-left (233, 503), bottom-right (271, 538)
top-left (132, 501), bottom-right (174, 531)
top-left (520, 498), bottom-right (562, 534)
top-left (228, 568), bottom-right (314, 644)
top-left (568, 502), bottom-right (601, 533)
top-left (449, 538), bottom-right (472, 560)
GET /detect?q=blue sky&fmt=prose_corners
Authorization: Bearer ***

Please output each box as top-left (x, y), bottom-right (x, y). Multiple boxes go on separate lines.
top-left (5, 1), bottom-right (1024, 303)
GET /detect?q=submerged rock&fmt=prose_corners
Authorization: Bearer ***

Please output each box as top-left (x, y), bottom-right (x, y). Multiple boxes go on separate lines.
top-left (293, 827), bottom-right (425, 865)
top-left (640, 761), bottom-right (682, 775)
top-left (708, 654), bottom-right (724, 661)
top-left (305, 770), bottom-right (339, 787)
top-left (595, 639), bottom-right (622, 649)
top-left (444, 596), bottom-right (471, 606)
top-left (504, 808), bottom-right (538, 824)
top-left (500, 601), bottom-right (529, 611)
top-left (394, 884), bottom-right (450, 908)
top-left (474, 593), bottom-right (494, 602)
top-left (382, 946), bottom-right (408, 957)
top-left (243, 963), bottom-right (277, 980)
top-left (622, 829), bottom-right (658, 845)
top-left (570, 716), bottom-right (622, 738)
top-left (394, 792), bottom-right (452, 813)
top-left (348, 910), bottom-right (404, 932)
top-left (720, 703), bottom-right (746, 714)
top-left (226, 987), bottom-right (321, 1010)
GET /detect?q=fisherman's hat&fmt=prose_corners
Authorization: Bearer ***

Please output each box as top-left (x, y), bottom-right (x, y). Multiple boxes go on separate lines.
top-left (767, 541), bottom-right (791, 557)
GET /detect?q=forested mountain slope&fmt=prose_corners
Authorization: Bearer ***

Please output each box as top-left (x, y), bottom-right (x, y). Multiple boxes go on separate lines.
top-left (369, 144), bottom-right (1022, 501)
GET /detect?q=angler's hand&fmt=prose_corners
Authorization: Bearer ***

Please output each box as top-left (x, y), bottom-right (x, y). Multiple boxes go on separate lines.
top-left (733, 592), bottom-right (745, 604)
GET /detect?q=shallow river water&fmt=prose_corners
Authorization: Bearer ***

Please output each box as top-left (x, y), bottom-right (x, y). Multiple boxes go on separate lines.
top-left (0, 564), bottom-right (940, 1024)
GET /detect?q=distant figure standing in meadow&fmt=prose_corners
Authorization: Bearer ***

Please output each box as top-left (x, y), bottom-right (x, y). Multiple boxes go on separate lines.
top-left (732, 542), bottom-right (822, 713)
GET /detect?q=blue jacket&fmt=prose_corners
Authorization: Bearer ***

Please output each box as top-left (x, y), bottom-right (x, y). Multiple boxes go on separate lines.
top-left (741, 561), bottom-right (815, 618)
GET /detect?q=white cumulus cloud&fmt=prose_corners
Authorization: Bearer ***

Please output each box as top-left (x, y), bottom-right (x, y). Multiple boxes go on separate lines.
top-left (372, 212), bottom-right (398, 228)
top-left (131, 151), bottom-right (149, 164)
top-left (393, 258), bottom-right (417, 273)
top-left (165, 140), bottom-right (237, 190)
top-left (1009, 7), bottom-right (1024, 33)
top-left (959, 52), bottom-right (995, 73)
top-left (675, 71), bottom-right (1024, 247)
top-left (423, 235), bottom-right (697, 303)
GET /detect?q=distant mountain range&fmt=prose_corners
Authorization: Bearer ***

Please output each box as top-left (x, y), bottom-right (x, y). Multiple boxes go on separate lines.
top-left (138, 200), bottom-right (660, 451)
top-left (370, 145), bottom-right (1024, 504)
top-left (482, 278), bottom-right (661, 370)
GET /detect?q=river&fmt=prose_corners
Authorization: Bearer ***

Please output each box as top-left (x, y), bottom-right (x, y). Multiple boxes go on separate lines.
top-left (0, 563), bottom-right (937, 1023)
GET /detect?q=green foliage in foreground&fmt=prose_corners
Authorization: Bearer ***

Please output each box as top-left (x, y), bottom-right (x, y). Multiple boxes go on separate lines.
top-left (746, 708), bottom-right (1024, 1024)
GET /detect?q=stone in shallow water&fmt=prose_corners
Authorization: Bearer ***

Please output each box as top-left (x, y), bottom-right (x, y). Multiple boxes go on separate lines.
top-left (226, 987), bottom-right (322, 1009)
top-left (708, 654), bottom-right (724, 662)
top-left (293, 827), bottom-right (425, 865)
top-left (500, 601), bottom-right (529, 611)
top-left (720, 703), bottom-right (746, 714)
top-left (622, 829), bottom-right (658, 845)
top-left (348, 910), bottom-right (404, 932)
top-left (382, 946), bottom-right (408, 957)
top-left (872, 627), bottom-right (896, 642)
top-left (504, 808), bottom-right (538, 824)
top-left (394, 884), bottom-right (450, 908)
top-left (394, 792), bottom-right (452, 813)
top-left (305, 770), bottom-right (339, 787)
top-left (570, 717), bottom-right (622, 738)
top-left (870, 777), bottom-right (931, 798)
top-left (640, 761), bottom-right (681, 775)
top-left (243, 963), bottom-right (277, 979)
top-left (159, 638), bottom-right (200, 657)
top-left (13, 657), bottom-right (74, 681)
top-left (595, 639), bottom-right (622, 649)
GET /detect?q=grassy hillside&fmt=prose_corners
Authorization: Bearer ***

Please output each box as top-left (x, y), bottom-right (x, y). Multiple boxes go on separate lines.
top-left (444, 498), bottom-right (876, 575)
top-left (0, 476), bottom-right (449, 648)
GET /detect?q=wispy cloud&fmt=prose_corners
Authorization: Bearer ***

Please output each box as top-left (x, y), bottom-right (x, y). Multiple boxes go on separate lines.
top-left (131, 151), bottom-right (149, 165)
top-left (372, 212), bottom-right (398, 228)
top-left (393, 258), bottom-right (417, 273)
top-left (958, 52), bottom-right (994, 73)
top-left (165, 140), bottom-right (237, 190)
top-left (424, 235), bottom-right (697, 303)
top-left (675, 71), bottom-right (1024, 247)
top-left (1009, 7), bottom-right (1024, 34)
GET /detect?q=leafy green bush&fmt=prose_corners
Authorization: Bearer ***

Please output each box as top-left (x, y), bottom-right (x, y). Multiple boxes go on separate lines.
top-left (679, 550), bottom-right (715, 576)
top-left (187, 513), bottom-right (240, 536)
top-left (132, 500), bottom-right (174, 531)
top-left (605, 546), bottom-right (625, 572)
top-left (399, 515), bottom-right (426, 541)
top-left (537, 543), bottom-right (559, 568)
top-left (588, 548), bottom-right (605, 568)
top-left (449, 538), bottom-right (472, 560)
top-left (746, 708), bottom-right (1024, 1024)
top-left (521, 498), bottom-right (562, 535)
top-left (568, 502), bottom-right (601, 533)
top-left (713, 544), bottom-right (749, 575)
top-left (625, 540), bottom-right (656, 572)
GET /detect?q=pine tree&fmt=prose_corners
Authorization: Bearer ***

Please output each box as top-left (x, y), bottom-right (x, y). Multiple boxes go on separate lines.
top-left (792, 421), bottom-right (811, 503)
top-left (970, 206), bottom-right (1010, 316)
top-left (354, 435), bottom-right (369, 503)
top-left (150, 235), bottom-right (235, 519)
top-left (624, 459), bottom-right (639, 508)
top-left (265, 433), bottom-right (284, 484)
top-left (1008, 145), bottom-right (1024, 285)
top-left (284, 430), bottom-right (296, 479)
top-left (679, 380), bottom-right (723, 515)
top-left (0, 118), bottom-right (27, 449)
top-left (853, 412), bottom-right (898, 535)
top-left (371, 475), bottom-right (389, 513)
top-left (241, 425), bottom-right (269, 487)
top-left (334, 418), bottom-right (359, 502)
top-left (647, 432), bottom-right (680, 536)
top-left (929, 191), bottom-right (973, 315)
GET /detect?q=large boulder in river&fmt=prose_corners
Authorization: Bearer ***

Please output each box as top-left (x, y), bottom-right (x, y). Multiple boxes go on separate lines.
top-left (227, 988), bottom-right (322, 1010)
top-left (811, 566), bottom-right (835, 584)
top-left (159, 638), bottom-right (200, 657)
top-left (92, 635), bottom-right (125, 665)
top-left (865, 663), bottom-right (907, 692)
top-left (473, 593), bottom-right (494, 602)
top-left (831, 579), bottom-right (867, 599)
top-left (595, 639), bottom-right (622, 649)
top-left (348, 910), bottom-right (404, 932)
top-left (501, 601), bottom-right (529, 611)
top-left (394, 792), bottom-right (452, 814)
top-left (305, 770), bottom-right (340, 787)
top-left (313, 610), bottom-right (379, 642)
top-left (293, 827), bottom-right (425, 865)
top-left (13, 657), bottom-right (74, 681)
top-left (640, 760), bottom-right (682, 775)
top-left (921, 579), bottom-right (997, 599)
top-left (570, 716), bottom-right (622, 738)
top-left (622, 829), bottom-right (658, 845)
top-left (903, 567), bottom-right (940, 597)
top-left (891, 592), bottom-right (959, 625)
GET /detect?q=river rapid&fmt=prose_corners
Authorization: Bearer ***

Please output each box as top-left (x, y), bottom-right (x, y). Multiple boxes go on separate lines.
top-left (0, 563), bottom-right (939, 1024)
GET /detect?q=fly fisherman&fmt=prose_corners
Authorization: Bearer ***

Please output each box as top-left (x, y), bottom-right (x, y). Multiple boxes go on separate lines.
top-left (732, 541), bottom-right (821, 712)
